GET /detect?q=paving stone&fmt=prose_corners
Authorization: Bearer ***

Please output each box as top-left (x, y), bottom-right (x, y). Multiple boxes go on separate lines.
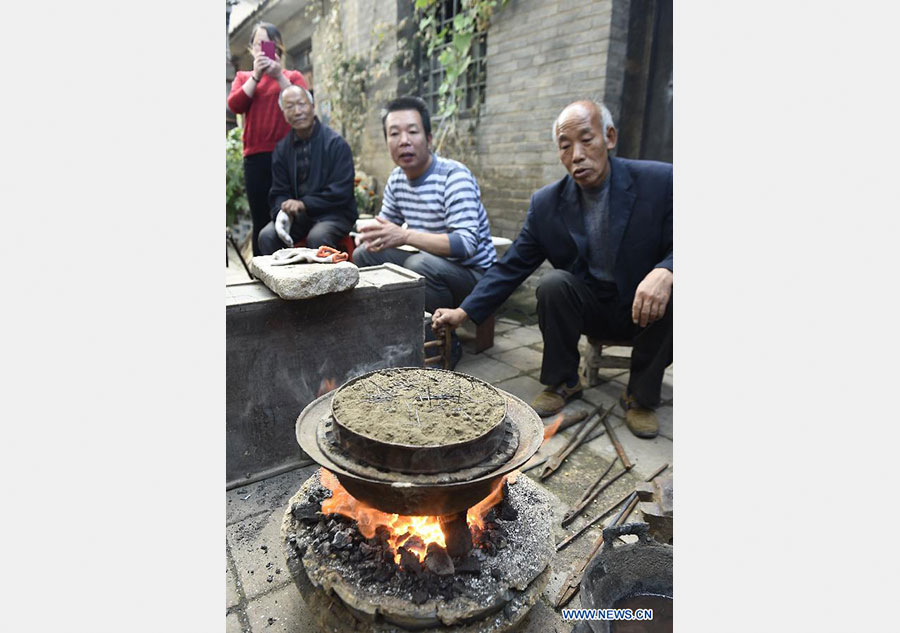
top-left (494, 320), bottom-right (517, 333)
top-left (244, 582), bottom-right (318, 633)
top-left (581, 381), bottom-right (626, 419)
top-left (584, 426), bottom-right (673, 481)
top-left (226, 611), bottom-right (245, 633)
top-left (657, 405), bottom-right (673, 440)
top-left (493, 374), bottom-right (545, 407)
top-left (520, 597), bottom-right (570, 633)
top-left (482, 333), bottom-right (527, 355)
top-left (226, 506), bottom-right (295, 600)
top-left (499, 325), bottom-right (543, 347)
top-left (455, 354), bottom-right (520, 383)
top-left (492, 346), bottom-right (544, 374)
top-left (227, 466), bottom-right (319, 525)
top-left (227, 553), bottom-right (241, 609)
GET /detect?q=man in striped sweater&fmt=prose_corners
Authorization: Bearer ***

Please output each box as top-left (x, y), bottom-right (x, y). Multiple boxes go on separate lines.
top-left (354, 97), bottom-right (497, 368)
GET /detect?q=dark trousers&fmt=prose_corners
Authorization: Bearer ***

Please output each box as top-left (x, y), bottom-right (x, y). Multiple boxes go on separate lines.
top-left (536, 269), bottom-right (672, 408)
top-left (257, 215), bottom-right (352, 255)
top-left (243, 152), bottom-right (274, 256)
top-left (353, 245), bottom-right (482, 314)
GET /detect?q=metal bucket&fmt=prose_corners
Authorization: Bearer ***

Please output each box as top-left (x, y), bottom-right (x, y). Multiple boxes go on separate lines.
top-left (580, 523), bottom-right (673, 633)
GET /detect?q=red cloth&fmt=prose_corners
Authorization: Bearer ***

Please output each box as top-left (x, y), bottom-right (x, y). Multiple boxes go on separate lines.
top-left (227, 70), bottom-right (309, 157)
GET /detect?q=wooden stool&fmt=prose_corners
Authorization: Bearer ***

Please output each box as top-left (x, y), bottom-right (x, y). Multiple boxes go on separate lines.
top-left (474, 315), bottom-right (495, 353)
top-left (583, 338), bottom-right (633, 387)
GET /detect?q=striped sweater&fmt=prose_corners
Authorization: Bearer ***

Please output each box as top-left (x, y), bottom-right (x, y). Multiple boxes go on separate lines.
top-left (379, 154), bottom-right (497, 271)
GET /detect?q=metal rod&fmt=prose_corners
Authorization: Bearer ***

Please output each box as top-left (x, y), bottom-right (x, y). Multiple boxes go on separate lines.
top-left (602, 416), bottom-right (633, 470)
top-left (522, 424), bottom-right (608, 473)
top-left (561, 465), bottom-right (630, 527)
top-left (555, 463), bottom-right (669, 552)
top-left (540, 406), bottom-right (610, 480)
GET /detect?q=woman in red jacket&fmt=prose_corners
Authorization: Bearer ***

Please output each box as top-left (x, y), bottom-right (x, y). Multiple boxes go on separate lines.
top-left (227, 23), bottom-right (309, 255)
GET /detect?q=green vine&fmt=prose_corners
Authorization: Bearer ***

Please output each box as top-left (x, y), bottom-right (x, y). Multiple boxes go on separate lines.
top-left (413, 0), bottom-right (509, 152)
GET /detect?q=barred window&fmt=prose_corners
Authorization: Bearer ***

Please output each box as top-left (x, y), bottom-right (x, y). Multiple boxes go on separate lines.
top-left (417, 0), bottom-right (487, 116)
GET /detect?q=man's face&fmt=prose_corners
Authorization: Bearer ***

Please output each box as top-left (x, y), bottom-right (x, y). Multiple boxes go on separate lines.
top-left (555, 103), bottom-right (617, 189)
top-left (385, 109), bottom-right (432, 180)
top-left (282, 88), bottom-right (315, 137)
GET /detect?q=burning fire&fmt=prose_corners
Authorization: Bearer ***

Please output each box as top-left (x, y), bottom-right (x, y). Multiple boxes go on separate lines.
top-left (317, 378), bottom-right (338, 397)
top-left (319, 468), bottom-right (514, 563)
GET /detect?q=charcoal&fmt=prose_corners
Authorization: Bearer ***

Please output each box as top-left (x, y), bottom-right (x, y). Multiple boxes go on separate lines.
top-left (403, 534), bottom-right (425, 551)
top-left (358, 542), bottom-right (377, 558)
top-left (332, 530), bottom-right (353, 549)
top-left (397, 547), bottom-right (422, 574)
top-left (348, 550), bottom-right (363, 563)
top-left (484, 508), bottom-right (498, 523)
top-left (338, 549), bottom-right (350, 561)
top-left (314, 522), bottom-right (327, 536)
top-left (490, 567), bottom-right (502, 580)
top-left (424, 543), bottom-right (455, 576)
top-left (411, 589), bottom-right (428, 605)
top-left (499, 500), bottom-right (518, 521)
top-left (291, 501), bottom-right (320, 523)
top-left (454, 555), bottom-right (481, 573)
top-left (452, 580), bottom-right (467, 595)
top-left (374, 525), bottom-right (391, 543)
top-left (373, 564), bottom-right (395, 583)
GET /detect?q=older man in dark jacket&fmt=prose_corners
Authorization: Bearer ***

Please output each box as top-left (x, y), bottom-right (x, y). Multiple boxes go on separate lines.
top-left (434, 100), bottom-right (672, 439)
top-left (258, 85), bottom-right (357, 254)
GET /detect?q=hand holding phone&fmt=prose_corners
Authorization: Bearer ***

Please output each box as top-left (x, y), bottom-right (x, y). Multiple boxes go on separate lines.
top-left (261, 41), bottom-right (276, 60)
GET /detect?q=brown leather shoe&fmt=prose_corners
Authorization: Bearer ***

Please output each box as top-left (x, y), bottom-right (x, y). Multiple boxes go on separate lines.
top-left (531, 381), bottom-right (583, 417)
top-left (619, 393), bottom-right (658, 439)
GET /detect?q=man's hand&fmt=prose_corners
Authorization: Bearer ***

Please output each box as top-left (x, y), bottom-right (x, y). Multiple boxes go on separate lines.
top-left (281, 199), bottom-right (304, 218)
top-left (432, 308), bottom-right (468, 337)
top-left (632, 268), bottom-right (673, 327)
top-left (275, 210), bottom-right (293, 247)
top-left (359, 216), bottom-right (408, 253)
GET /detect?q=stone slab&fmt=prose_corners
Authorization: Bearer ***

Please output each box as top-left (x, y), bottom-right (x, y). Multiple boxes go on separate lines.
top-left (482, 333), bottom-right (528, 355)
top-left (249, 257), bottom-right (359, 300)
top-left (227, 554), bottom-right (242, 609)
top-left (454, 354), bottom-right (521, 384)
top-left (493, 375), bottom-right (545, 409)
top-left (498, 324), bottom-right (544, 347)
top-left (226, 507), bottom-right (296, 601)
top-left (581, 380), bottom-right (627, 419)
top-left (227, 466), bottom-right (318, 526)
top-left (226, 611), bottom-right (245, 633)
top-left (585, 427), bottom-right (673, 481)
top-left (244, 582), bottom-right (318, 633)
top-left (492, 346), bottom-right (544, 374)
top-left (657, 405), bottom-right (673, 440)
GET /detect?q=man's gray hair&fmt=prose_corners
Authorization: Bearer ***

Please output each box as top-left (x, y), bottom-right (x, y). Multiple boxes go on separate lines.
top-left (278, 85), bottom-right (315, 110)
top-left (551, 100), bottom-right (614, 142)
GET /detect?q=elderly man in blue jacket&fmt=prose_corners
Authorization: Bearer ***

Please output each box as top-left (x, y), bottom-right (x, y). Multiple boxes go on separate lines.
top-left (433, 100), bottom-right (672, 439)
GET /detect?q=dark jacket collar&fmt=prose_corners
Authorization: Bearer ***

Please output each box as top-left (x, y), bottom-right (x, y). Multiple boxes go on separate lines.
top-left (558, 156), bottom-right (636, 266)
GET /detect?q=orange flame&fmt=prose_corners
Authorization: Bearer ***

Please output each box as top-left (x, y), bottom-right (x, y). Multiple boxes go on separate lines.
top-left (317, 378), bottom-right (338, 397)
top-left (543, 413), bottom-right (564, 441)
top-left (319, 469), bottom-right (446, 563)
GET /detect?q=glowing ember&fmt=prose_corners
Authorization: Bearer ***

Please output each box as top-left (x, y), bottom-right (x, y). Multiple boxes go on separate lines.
top-left (318, 468), bottom-right (513, 563)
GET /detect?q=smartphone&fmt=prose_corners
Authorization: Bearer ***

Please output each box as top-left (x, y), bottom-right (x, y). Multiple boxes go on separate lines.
top-left (261, 40), bottom-right (276, 60)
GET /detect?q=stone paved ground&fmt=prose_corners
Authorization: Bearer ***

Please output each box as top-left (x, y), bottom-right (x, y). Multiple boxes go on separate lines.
top-left (226, 309), bottom-right (673, 632)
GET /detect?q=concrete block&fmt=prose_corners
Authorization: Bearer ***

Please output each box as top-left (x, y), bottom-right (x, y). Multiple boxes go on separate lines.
top-left (494, 374), bottom-right (545, 407)
top-left (455, 354), bottom-right (521, 384)
top-left (226, 507), bottom-right (295, 601)
top-left (493, 346), bottom-right (544, 374)
top-left (244, 582), bottom-right (318, 633)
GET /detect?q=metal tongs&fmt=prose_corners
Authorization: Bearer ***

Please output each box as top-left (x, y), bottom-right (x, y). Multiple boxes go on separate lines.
top-left (539, 405), bottom-right (611, 480)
